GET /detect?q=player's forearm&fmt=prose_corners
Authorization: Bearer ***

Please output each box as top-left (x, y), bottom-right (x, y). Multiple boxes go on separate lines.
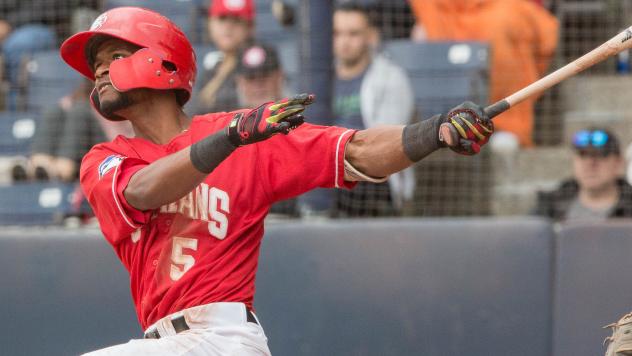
top-left (124, 147), bottom-right (209, 211)
top-left (125, 132), bottom-right (236, 211)
top-left (345, 125), bottom-right (413, 178)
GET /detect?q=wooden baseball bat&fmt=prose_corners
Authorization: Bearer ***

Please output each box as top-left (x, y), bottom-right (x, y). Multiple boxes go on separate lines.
top-left (484, 26), bottom-right (632, 119)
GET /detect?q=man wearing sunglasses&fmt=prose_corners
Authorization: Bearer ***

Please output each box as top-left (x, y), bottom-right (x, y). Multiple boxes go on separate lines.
top-left (534, 127), bottom-right (632, 221)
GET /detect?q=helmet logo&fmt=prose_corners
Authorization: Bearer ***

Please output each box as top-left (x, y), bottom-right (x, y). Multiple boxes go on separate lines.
top-left (90, 13), bottom-right (108, 31)
top-left (225, 0), bottom-right (246, 10)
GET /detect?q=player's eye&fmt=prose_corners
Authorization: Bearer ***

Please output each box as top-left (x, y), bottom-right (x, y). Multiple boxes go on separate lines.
top-left (112, 53), bottom-right (125, 60)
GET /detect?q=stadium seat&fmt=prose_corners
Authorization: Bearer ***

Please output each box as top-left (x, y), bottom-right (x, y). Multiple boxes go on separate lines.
top-left (0, 182), bottom-right (85, 225)
top-left (194, 44), bottom-right (220, 73)
top-left (23, 50), bottom-right (81, 113)
top-left (103, 0), bottom-right (200, 41)
top-left (383, 40), bottom-right (490, 118)
top-left (0, 111), bottom-right (40, 156)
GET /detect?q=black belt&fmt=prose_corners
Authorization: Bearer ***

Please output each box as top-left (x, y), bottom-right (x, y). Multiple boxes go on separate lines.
top-left (144, 309), bottom-right (259, 339)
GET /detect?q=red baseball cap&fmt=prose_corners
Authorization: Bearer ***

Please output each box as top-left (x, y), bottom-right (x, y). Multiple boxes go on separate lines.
top-left (209, 0), bottom-right (255, 21)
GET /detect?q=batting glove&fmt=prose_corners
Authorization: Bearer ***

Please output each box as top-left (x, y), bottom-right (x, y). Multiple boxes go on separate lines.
top-left (439, 101), bottom-right (494, 155)
top-left (227, 93), bottom-right (315, 147)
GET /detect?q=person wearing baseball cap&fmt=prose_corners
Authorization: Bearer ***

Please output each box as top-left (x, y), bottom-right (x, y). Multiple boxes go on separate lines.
top-left (193, 0), bottom-right (255, 114)
top-left (236, 43), bottom-right (284, 108)
top-left (534, 127), bottom-right (632, 220)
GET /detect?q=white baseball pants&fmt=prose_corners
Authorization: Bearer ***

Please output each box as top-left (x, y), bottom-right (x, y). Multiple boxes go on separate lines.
top-left (82, 302), bottom-right (271, 356)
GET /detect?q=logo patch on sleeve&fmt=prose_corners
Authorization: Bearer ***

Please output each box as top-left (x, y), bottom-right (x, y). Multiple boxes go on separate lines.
top-left (98, 155), bottom-right (123, 179)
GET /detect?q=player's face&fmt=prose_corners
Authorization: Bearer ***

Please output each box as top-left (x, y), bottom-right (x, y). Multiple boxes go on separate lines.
top-left (573, 152), bottom-right (624, 192)
top-left (92, 39), bottom-right (142, 116)
top-left (209, 16), bottom-right (252, 53)
top-left (333, 11), bottom-right (374, 67)
top-left (236, 70), bottom-right (283, 108)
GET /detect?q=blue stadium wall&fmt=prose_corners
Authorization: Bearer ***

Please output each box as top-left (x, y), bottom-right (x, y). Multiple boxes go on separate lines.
top-left (0, 219), bottom-right (630, 355)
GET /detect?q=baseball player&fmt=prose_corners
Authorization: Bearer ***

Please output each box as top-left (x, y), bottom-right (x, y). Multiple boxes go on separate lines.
top-left (60, 7), bottom-right (494, 355)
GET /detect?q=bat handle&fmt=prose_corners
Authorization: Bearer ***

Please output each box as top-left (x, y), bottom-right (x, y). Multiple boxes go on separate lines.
top-left (483, 100), bottom-right (510, 120)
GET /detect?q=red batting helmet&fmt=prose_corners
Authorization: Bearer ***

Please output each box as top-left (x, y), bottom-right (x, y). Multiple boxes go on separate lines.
top-left (60, 7), bottom-right (196, 120)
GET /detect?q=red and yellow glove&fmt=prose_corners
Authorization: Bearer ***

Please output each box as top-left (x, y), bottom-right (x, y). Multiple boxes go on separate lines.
top-left (227, 93), bottom-right (315, 147)
top-left (439, 101), bottom-right (494, 155)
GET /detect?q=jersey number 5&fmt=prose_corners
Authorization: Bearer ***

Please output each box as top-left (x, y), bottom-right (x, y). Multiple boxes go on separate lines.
top-left (170, 236), bottom-right (198, 281)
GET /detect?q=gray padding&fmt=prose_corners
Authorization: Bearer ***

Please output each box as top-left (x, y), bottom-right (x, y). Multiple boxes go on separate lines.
top-left (256, 218), bottom-right (554, 356)
top-left (553, 222), bottom-right (632, 356)
top-left (12, 219), bottom-right (631, 356)
top-left (0, 231), bottom-right (138, 356)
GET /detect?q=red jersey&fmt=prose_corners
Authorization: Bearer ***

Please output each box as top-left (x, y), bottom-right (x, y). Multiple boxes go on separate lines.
top-left (80, 112), bottom-right (356, 329)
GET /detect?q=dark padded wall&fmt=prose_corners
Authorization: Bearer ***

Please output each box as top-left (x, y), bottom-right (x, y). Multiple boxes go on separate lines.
top-left (0, 230), bottom-right (139, 356)
top-left (255, 218), bottom-right (554, 356)
top-left (553, 222), bottom-right (632, 356)
top-left (0, 218), bottom-right (560, 356)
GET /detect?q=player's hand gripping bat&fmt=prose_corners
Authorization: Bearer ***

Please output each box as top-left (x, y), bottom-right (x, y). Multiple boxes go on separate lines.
top-left (435, 27), bottom-right (632, 154)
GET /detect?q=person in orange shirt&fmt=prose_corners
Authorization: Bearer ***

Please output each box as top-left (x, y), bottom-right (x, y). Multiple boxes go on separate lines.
top-left (409, 0), bottom-right (558, 146)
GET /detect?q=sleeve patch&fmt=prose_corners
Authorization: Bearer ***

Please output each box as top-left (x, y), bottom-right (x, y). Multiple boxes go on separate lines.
top-left (98, 155), bottom-right (124, 179)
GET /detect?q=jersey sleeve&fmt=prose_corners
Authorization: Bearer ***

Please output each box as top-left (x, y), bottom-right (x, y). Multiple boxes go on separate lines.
top-left (256, 124), bottom-right (357, 203)
top-left (80, 146), bottom-right (152, 245)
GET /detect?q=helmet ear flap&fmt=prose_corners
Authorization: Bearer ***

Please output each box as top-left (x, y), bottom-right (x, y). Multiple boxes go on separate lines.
top-left (90, 88), bottom-right (125, 121)
top-left (109, 48), bottom-right (184, 94)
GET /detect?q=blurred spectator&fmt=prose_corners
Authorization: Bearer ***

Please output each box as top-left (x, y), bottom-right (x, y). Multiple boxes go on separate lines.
top-left (332, 2), bottom-right (415, 217)
top-left (236, 43), bottom-right (285, 107)
top-left (193, 0), bottom-right (255, 114)
top-left (0, 0), bottom-right (98, 109)
top-left (534, 128), bottom-right (632, 221)
top-left (236, 43), bottom-right (299, 217)
top-left (409, 0), bottom-right (558, 147)
top-left (12, 79), bottom-right (132, 182)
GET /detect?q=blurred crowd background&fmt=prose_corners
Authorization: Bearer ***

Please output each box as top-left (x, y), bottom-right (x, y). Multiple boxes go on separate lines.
top-left (1, 0), bottom-right (632, 226)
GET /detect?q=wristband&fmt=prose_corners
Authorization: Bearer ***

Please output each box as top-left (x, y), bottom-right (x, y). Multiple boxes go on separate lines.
top-left (401, 114), bottom-right (444, 162)
top-left (189, 132), bottom-right (236, 174)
